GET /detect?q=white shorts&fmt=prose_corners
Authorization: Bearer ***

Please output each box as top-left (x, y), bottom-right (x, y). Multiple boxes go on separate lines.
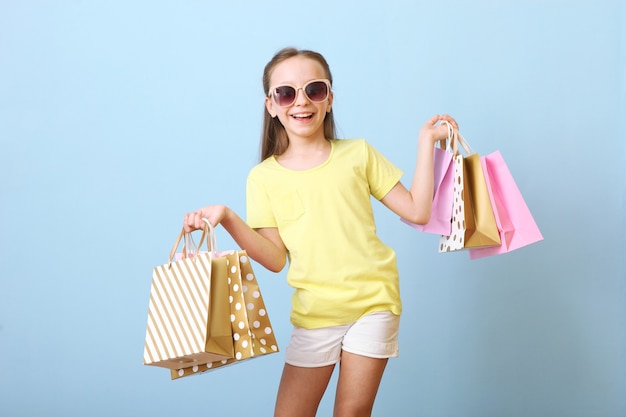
top-left (284, 311), bottom-right (400, 368)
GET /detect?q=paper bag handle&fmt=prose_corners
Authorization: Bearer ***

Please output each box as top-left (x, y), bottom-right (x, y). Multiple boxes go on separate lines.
top-left (196, 218), bottom-right (217, 254)
top-left (437, 121), bottom-right (472, 155)
top-left (167, 218), bottom-right (217, 264)
top-left (447, 124), bottom-right (474, 156)
top-left (435, 120), bottom-right (454, 150)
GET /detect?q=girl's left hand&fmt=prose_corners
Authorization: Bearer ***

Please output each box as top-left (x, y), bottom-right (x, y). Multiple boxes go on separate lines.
top-left (418, 114), bottom-right (458, 145)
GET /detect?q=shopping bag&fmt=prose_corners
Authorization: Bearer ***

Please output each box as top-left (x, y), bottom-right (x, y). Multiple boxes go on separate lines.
top-left (469, 151), bottom-right (543, 259)
top-left (463, 151), bottom-right (501, 248)
top-left (143, 223), bottom-right (234, 370)
top-left (402, 121), bottom-right (455, 235)
top-left (438, 151), bottom-right (465, 252)
top-left (171, 221), bottom-right (279, 380)
top-left (438, 128), bottom-right (475, 252)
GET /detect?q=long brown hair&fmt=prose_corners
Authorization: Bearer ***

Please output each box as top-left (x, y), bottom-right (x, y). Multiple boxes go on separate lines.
top-left (260, 47), bottom-right (337, 161)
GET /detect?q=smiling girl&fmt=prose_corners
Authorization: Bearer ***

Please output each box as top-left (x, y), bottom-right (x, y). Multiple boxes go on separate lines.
top-left (184, 47), bottom-right (457, 417)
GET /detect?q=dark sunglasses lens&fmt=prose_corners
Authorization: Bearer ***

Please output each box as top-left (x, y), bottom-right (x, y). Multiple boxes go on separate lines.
top-left (274, 86), bottom-right (296, 106)
top-left (305, 81), bottom-right (328, 102)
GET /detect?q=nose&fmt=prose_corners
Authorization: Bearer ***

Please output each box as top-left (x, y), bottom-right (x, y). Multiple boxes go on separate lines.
top-left (293, 87), bottom-right (309, 105)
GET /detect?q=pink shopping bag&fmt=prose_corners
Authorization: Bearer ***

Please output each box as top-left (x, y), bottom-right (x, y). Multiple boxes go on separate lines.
top-left (469, 151), bottom-right (543, 259)
top-left (402, 145), bottom-right (455, 235)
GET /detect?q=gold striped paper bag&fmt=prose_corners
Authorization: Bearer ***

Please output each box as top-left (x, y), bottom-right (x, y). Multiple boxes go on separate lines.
top-left (143, 229), bottom-right (234, 370)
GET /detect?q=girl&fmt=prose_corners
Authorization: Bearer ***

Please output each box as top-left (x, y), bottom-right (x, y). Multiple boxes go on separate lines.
top-left (184, 47), bottom-right (457, 417)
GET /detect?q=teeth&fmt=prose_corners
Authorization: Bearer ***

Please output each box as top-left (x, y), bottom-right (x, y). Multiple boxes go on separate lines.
top-left (292, 113), bottom-right (312, 118)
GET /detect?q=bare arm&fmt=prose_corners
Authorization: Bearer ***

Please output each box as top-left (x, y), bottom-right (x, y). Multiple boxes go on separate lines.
top-left (381, 114), bottom-right (458, 225)
top-left (184, 205), bottom-right (287, 273)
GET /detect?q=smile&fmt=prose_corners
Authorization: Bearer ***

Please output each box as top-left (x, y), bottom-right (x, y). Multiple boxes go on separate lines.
top-left (291, 113), bottom-right (313, 119)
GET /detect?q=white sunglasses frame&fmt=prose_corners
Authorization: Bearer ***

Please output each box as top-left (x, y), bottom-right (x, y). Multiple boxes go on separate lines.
top-left (267, 79), bottom-right (331, 107)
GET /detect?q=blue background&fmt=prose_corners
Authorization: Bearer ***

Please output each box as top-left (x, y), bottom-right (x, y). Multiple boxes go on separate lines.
top-left (1, 1), bottom-right (624, 416)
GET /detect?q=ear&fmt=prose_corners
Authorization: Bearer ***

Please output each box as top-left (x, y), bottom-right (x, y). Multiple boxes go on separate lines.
top-left (326, 90), bottom-right (334, 113)
top-left (265, 96), bottom-right (277, 118)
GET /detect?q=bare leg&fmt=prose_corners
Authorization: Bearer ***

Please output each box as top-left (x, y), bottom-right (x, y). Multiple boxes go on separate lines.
top-left (274, 363), bottom-right (336, 417)
top-left (333, 351), bottom-right (388, 417)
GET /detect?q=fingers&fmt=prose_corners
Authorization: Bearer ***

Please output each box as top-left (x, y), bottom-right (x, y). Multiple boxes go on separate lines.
top-left (419, 115), bottom-right (460, 144)
top-left (426, 114), bottom-right (459, 131)
top-left (435, 114), bottom-right (458, 130)
top-left (427, 114), bottom-right (441, 125)
top-left (183, 206), bottom-right (226, 233)
top-left (183, 209), bottom-right (207, 232)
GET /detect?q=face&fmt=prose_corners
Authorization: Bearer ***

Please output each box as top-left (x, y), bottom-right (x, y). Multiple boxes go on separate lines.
top-left (265, 56), bottom-right (333, 143)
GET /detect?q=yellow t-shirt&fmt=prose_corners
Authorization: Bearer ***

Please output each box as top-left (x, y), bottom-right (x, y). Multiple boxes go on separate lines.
top-left (246, 139), bottom-right (403, 329)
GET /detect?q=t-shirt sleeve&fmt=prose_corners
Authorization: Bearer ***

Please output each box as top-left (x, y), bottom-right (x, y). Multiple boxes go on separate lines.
top-left (364, 141), bottom-right (404, 200)
top-left (246, 167), bottom-right (277, 228)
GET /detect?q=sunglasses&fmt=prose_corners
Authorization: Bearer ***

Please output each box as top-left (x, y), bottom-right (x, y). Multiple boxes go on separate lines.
top-left (268, 79), bottom-right (331, 107)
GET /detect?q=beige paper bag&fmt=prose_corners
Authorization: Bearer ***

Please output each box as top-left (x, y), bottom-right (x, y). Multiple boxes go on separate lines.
top-left (463, 153), bottom-right (501, 248)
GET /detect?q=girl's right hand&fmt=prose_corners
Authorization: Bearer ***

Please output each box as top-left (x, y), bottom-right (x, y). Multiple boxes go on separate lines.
top-left (183, 205), bottom-right (230, 232)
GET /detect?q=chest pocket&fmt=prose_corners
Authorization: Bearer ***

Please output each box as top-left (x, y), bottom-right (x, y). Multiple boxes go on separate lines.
top-left (272, 189), bottom-right (305, 222)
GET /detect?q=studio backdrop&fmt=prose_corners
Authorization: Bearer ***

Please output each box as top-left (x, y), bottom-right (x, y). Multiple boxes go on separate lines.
top-left (0, 1), bottom-right (624, 416)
